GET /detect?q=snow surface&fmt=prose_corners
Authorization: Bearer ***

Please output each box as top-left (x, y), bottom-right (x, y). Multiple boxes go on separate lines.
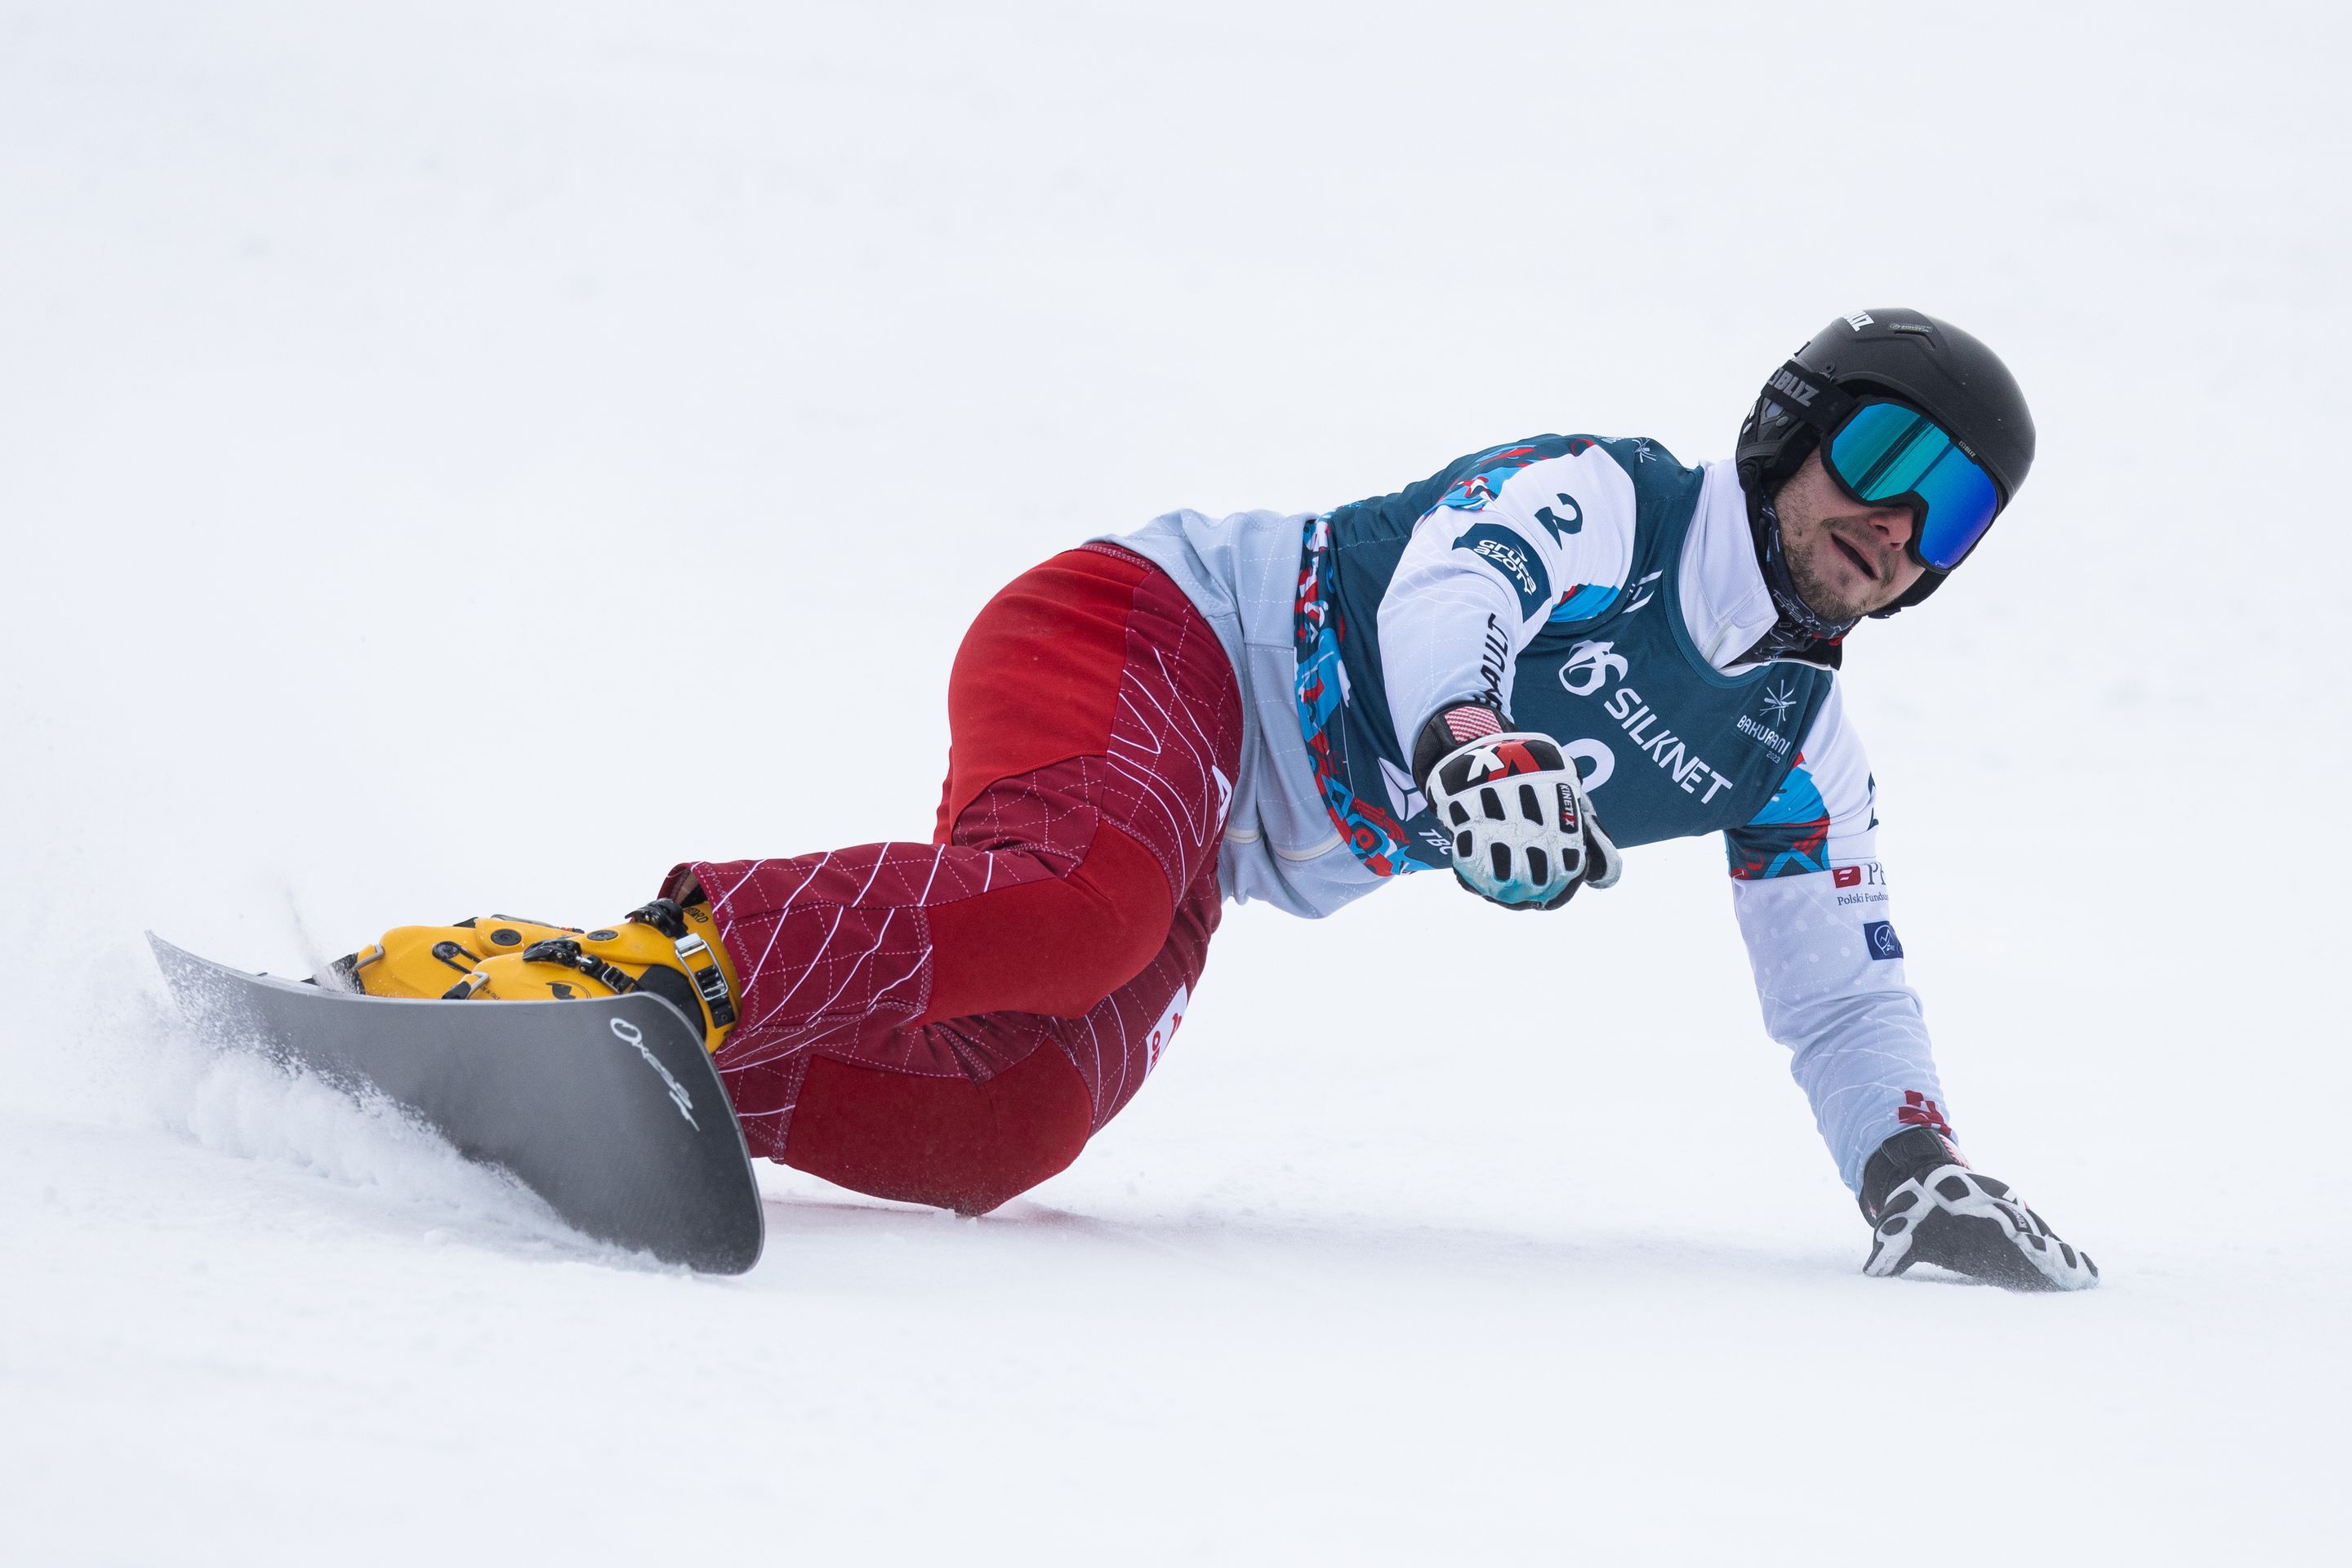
top-left (3, 2), bottom-right (2348, 1561)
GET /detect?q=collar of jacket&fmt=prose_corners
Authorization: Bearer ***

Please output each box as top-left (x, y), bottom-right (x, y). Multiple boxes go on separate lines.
top-left (1736, 487), bottom-right (1848, 671)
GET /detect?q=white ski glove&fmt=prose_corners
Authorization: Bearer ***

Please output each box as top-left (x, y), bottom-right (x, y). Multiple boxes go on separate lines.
top-left (1859, 1129), bottom-right (2099, 1291)
top-left (1412, 702), bottom-right (1624, 911)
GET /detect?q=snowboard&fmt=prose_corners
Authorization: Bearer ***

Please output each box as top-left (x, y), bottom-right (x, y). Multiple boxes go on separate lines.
top-left (147, 933), bottom-right (765, 1274)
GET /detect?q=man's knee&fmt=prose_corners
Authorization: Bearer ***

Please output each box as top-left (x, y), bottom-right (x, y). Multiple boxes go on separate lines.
top-left (1042, 824), bottom-right (1174, 1006)
top-left (924, 824), bottom-right (1173, 1021)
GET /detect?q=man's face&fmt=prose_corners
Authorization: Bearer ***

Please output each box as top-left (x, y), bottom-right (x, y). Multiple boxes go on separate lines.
top-left (1771, 449), bottom-right (1928, 622)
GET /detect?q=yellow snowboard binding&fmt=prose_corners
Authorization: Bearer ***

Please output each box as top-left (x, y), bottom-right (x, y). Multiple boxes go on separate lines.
top-left (332, 896), bottom-right (741, 1054)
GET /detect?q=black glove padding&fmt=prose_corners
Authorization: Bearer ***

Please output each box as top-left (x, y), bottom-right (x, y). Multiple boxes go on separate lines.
top-left (1412, 702), bottom-right (1623, 911)
top-left (1859, 1127), bottom-right (2099, 1292)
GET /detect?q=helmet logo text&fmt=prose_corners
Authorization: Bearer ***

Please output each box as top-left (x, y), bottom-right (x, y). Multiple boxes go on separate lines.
top-left (1767, 368), bottom-right (1821, 407)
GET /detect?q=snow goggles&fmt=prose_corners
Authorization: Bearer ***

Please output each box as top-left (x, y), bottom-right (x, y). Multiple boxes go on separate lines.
top-left (1771, 361), bottom-right (2008, 572)
top-left (1823, 401), bottom-right (2005, 572)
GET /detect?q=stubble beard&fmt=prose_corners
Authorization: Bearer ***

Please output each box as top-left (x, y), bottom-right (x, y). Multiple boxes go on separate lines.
top-left (1784, 538), bottom-right (1880, 626)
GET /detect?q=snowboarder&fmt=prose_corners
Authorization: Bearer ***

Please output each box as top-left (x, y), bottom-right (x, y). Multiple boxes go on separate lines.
top-left (340, 308), bottom-right (2097, 1290)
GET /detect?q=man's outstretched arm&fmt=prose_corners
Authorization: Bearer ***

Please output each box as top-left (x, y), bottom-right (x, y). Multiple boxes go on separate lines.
top-left (1725, 686), bottom-right (2097, 1290)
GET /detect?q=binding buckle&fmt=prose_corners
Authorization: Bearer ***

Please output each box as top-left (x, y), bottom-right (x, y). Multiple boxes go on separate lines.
top-left (520, 937), bottom-right (641, 997)
top-left (671, 933), bottom-right (737, 1027)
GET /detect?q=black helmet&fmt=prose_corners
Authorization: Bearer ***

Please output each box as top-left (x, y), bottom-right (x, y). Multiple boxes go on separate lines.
top-left (1736, 308), bottom-right (2034, 614)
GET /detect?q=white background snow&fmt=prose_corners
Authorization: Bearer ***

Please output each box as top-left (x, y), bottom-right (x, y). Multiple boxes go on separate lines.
top-left (3, 2), bottom-right (2347, 1561)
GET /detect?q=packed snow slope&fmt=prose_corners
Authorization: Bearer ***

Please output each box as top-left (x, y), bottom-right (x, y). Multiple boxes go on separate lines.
top-left (3, 2), bottom-right (2346, 1562)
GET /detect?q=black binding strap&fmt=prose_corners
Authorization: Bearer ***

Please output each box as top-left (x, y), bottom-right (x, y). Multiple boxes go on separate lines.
top-left (626, 898), bottom-right (689, 939)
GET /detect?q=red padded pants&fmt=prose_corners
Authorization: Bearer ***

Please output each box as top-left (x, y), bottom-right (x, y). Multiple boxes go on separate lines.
top-left (673, 545), bottom-right (1242, 1214)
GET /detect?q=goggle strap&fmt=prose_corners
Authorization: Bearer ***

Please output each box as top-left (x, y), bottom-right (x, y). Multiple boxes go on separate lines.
top-left (1763, 359), bottom-right (1861, 435)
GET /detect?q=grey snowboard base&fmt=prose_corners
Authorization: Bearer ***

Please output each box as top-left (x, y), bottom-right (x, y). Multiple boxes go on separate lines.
top-left (148, 933), bottom-right (764, 1274)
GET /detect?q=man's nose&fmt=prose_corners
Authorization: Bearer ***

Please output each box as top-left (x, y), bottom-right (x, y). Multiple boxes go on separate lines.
top-left (1868, 506), bottom-right (1916, 548)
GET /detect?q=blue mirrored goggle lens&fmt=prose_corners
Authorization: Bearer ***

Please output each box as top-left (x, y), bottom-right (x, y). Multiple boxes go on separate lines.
top-left (1826, 402), bottom-right (2002, 572)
